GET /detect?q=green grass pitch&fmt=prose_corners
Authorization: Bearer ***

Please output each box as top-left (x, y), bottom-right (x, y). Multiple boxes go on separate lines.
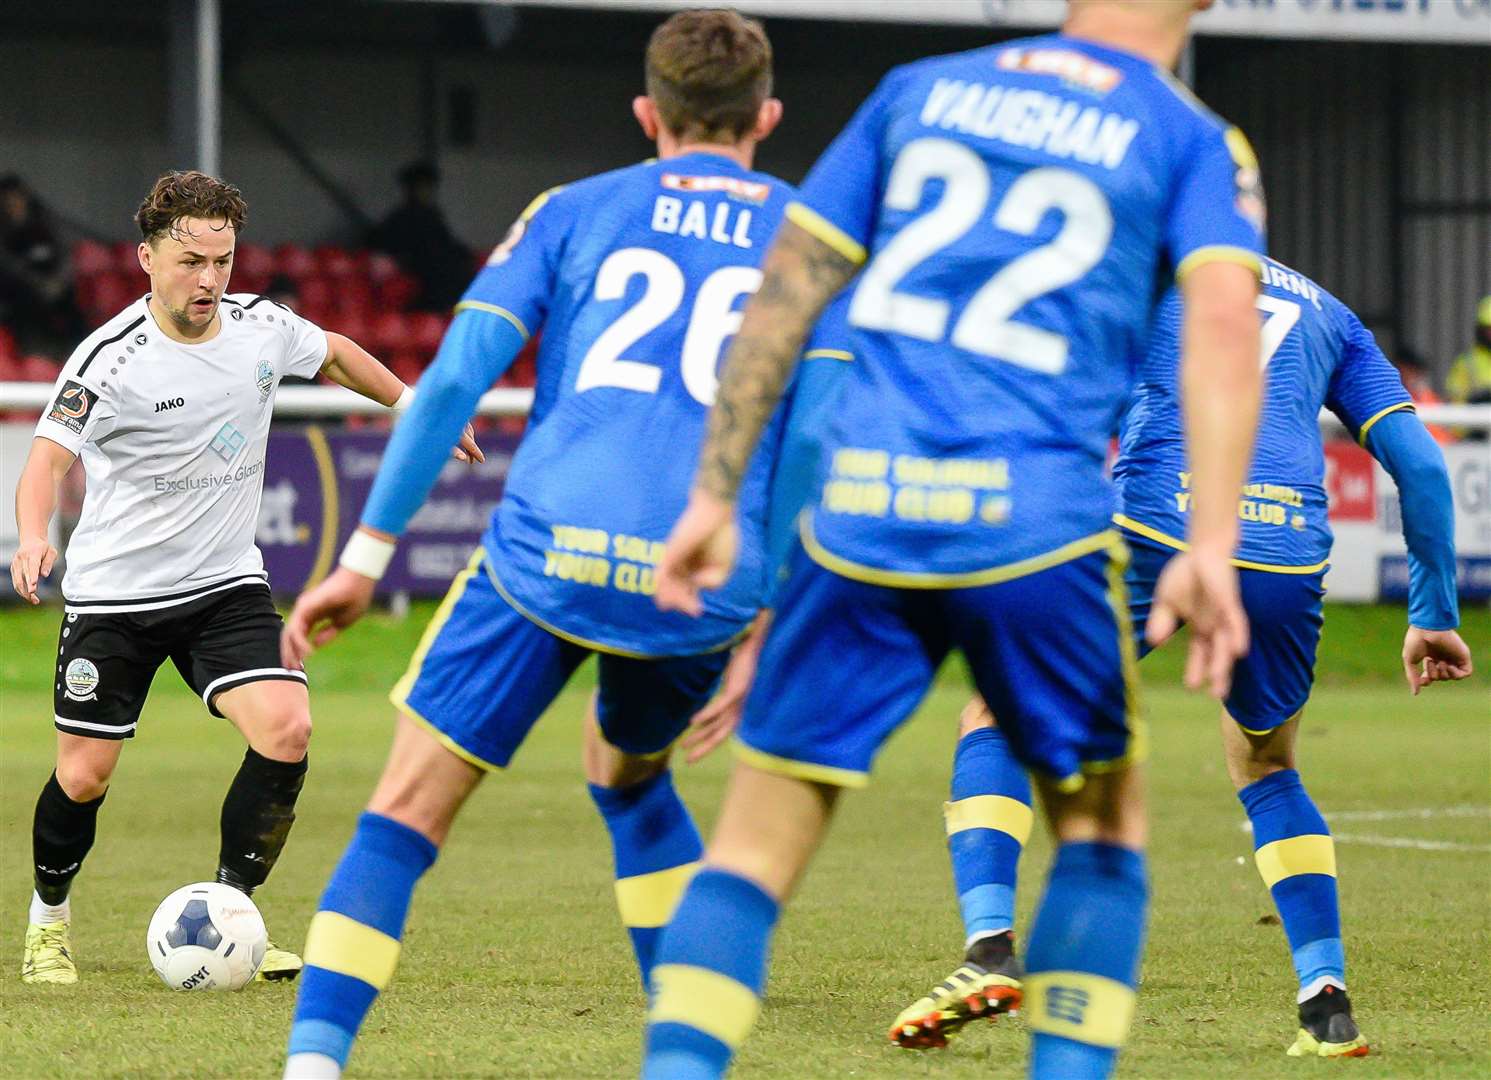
top-left (1, 600), bottom-right (1487, 1078)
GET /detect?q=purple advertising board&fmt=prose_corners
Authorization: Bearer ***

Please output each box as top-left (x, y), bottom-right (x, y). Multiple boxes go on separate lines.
top-left (256, 426), bottom-right (518, 597)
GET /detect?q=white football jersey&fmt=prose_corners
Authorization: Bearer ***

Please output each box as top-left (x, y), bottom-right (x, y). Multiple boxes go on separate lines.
top-left (36, 294), bottom-right (328, 609)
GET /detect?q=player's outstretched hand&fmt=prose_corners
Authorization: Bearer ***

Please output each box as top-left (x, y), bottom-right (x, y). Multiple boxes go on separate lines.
top-left (281, 567), bottom-right (378, 669)
top-left (681, 612), bottom-right (770, 764)
top-left (10, 537), bottom-right (58, 605)
top-left (1147, 547), bottom-right (1249, 699)
top-left (452, 422), bottom-right (484, 464)
top-left (655, 489), bottom-right (738, 618)
top-left (1401, 626), bottom-right (1473, 696)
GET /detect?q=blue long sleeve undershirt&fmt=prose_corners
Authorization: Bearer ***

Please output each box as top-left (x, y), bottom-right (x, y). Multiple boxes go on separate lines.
top-left (1364, 409), bottom-right (1459, 630)
top-left (361, 309), bottom-right (527, 536)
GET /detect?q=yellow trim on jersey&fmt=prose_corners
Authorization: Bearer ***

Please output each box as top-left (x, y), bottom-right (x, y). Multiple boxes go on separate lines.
top-left (801, 521), bottom-right (1118, 590)
top-left (1254, 834), bottom-right (1336, 889)
top-left (785, 202), bottom-right (868, 266)
top-left (1355, 401), bottom-right (1415, 447)
top-left (303, 911), bottom-right (401, 990)
top-left (944, 795), bottom-right (1034, 845)
top-left (1112, 514), bottom-right (1330, 575)
top-left (649, 964), bottom-right (761, 1049)
top-left (1026, 971), bottom-right (1137, 1049)
top-left (388, 550), bottom-right (506, 772)
top-left (304, 425), bottom-right (339, 590)
top-left (483, 556), bottom-right (745, 660)
top-left (733, 739), bottom-right (870, 789)
top-left (452, 299), bottom-right (530, 341)
top-left (1082, 540), bottom-right (1148, 774)
top-left (519, 185), bottom-right (564, 223)
top-left (802, 348), bottom-right (854, 363)
top-left (1176, 245), bottom-right (1263, 282)
top-left (614, 862), bottom-right (701, 928)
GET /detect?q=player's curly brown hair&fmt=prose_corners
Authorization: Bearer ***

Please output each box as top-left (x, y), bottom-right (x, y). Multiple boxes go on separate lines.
top-left (645, 9), bottom-right (773, 143)
top-left (135, 170), bottom-right (248, 243)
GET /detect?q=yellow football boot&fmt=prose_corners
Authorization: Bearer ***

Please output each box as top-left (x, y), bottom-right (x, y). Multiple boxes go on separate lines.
top-left (21, 922), bottom-right (78, 985)
top-left (255, 939), bottom-right (304, 982)
top-left (1286, 984), bottom-right (1369, 1058)
top-left (890, 932), bottom-right (1023, 1050)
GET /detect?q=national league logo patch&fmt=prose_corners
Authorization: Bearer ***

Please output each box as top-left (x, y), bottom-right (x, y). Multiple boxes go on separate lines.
top-left (47, 380), bottom-right (99, 436)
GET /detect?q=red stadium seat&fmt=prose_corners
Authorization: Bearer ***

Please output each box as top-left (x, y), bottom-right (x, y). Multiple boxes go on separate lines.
top-left (324, 312), bottom-right (369, 345)
top-left (370, 312), bottom-right (413, 354)
top-left (22, 355), bottom-right (62, 382)
top-left (333, 277), bottom-right (374, 319)
top-left (315, 246), bottom-right (359, 279)
top-left (0, 326), bottom-right (17, 365)
top-left (367, 252), bottom-right (400, 282)
top-left (296, 275), bottom-right (334, 313)
top-left (376, 271), bottom-right (419, 312)
top-left (77, 271), bottom-right (136, 325)
top-left (234, 242), bottom-right (274, 279)
top-left (387, 350), bottom-right (423, 386)
top-left (409, 312), bottom-right (447, 358)
top-left (73, 240), bottom-right (114, 275)
top-left (112, 241), bottom-right (141, 273)
top-left (274, 244), bottom-right (318, 280)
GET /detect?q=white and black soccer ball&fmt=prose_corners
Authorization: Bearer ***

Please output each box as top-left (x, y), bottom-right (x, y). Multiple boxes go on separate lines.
top-left (146, 882), bottom-right (267, 991)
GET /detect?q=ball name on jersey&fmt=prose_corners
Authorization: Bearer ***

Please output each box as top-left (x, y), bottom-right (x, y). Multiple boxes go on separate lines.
top-left (650, 195), bottom-right (754, 249)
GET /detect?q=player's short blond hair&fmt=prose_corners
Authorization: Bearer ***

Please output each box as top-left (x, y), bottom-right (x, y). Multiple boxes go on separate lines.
top-left (645, 9), bottom-right (773, 144)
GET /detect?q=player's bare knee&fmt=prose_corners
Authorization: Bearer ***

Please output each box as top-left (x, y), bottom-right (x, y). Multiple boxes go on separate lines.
top-left (958, 695), bottom-right (996, 737)
top-left (1221, 711), bottom-right (1298, 791)
top-left (256, 707), bottom-right (312, 762)
top-left (56, 756), bottom-right (114, 801)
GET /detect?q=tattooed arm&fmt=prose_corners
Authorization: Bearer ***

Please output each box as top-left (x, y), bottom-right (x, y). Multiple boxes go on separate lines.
top-left (697, 220), bottom-right (861, 501)
top-left (655, 220), bottom-right (860, 615)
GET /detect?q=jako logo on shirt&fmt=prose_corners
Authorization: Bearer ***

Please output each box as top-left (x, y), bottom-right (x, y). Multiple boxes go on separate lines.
top-left (64, 658), bottom-right (100, 701)
top-left (155, 397), bottom-right (185, 413)
top-left (255, 360), bottom-right (275, 403)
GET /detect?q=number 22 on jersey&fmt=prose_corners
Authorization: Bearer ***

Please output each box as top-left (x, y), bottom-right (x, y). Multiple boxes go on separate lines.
top-left (849, 137), bottom-right (1113, 375)
top-left (575, 247), bottom-right (761, 406)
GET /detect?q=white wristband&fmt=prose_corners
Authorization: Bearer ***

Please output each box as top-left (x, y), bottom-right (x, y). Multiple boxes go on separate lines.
top-left (339, 529), bottom-right (397, 581)
top-left (393, 385), bottom-right (416, 412)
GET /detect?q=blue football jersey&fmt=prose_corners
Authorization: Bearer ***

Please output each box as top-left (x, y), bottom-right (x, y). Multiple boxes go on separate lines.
top-left (1114, 257), bottom-right (1413, 570)
top-left (786, 34), bottom-right (1266, 583)
top-left (458, 152), bottom-right (837, 656)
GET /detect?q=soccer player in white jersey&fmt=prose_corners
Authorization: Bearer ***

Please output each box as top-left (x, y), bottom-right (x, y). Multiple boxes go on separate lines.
top-left (11, 171), bottom-right (480, 985)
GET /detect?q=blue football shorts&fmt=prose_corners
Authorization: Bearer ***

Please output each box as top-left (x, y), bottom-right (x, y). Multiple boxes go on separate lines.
top-left (391, 551), bottom-right (728, 769)
top-left (737, 533), bottom-right (1141, 791)
top-left (1120, 529), bottom-right (1325, 732)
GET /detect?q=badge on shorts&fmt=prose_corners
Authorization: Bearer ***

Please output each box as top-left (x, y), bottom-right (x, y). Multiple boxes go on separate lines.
top-left (64, 658), bottom-right (100, 702)
top-left (47, 381), bottom-right (98, 436)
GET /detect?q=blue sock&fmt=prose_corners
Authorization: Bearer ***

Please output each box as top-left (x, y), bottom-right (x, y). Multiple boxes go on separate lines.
top-left (1026, 842), bottom-right (1148, 1080)
top-left (945, 726), bottom-right (1032, 945)
top-left (1239, 769), bottom-right (1345, 999)
top-left (588, 772), bottom-right (702, 984)
top-left (642, 868), bottom-right (778, 1080)
top-left (286, 812), bottom-right (438, 1070)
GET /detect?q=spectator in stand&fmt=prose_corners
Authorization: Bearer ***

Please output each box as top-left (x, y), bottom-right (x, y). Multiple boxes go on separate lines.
top-left (1446, 296), bottom-right (1491, 410)
top-left (1394, 347), bottom-right (1454, 445)
top-left (0, 174), bottom-right (86, 355)
top-left (368, 161), bottom-right (473, 312)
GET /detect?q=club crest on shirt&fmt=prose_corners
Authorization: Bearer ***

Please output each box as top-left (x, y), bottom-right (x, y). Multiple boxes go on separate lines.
top-left (255, 359), bottom-right (275, 403)
top-left (64, 658), bottom-right (100, 701)
top-left (47, 380), bottom-right (98, 435)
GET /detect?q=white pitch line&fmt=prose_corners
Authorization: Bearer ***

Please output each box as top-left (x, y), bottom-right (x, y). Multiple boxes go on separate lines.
top-left (1324, 806), bottom-right (1490, 824)
top-left (1330, 831), bottom-right (1491, 854)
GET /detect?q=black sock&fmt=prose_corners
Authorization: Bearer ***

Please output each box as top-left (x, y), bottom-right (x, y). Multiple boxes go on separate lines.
top-left (216, 749), bottom-right (308, 896)
top-left (966, 929), bottom-right (1016, 970)
top-left (33, 772), bottom-right (106, 906)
